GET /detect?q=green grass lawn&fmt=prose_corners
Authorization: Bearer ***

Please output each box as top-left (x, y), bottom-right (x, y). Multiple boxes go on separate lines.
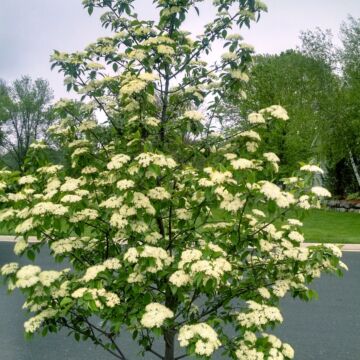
top-left (0, 209), bottom-right (358, 244)
top-left (302, 209), bottom-right (360, 244)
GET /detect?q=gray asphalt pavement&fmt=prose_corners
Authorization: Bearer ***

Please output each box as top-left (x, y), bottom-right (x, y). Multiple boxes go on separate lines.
top-left (0, 242), bottom-right (359, 360)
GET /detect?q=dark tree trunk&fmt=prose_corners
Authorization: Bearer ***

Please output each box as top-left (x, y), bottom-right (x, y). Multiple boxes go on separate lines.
top-left (164, 329), bottom-right (175, 360)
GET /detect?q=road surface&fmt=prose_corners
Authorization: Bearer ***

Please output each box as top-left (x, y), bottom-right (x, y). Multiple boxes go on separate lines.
top-left (0, 242), bottom-right (359, 360)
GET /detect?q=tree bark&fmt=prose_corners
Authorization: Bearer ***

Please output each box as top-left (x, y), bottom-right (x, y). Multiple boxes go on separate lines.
top-left (164, 329), bottom-right (175, 360)
top-left (348, 149), bottom-right (360, 188)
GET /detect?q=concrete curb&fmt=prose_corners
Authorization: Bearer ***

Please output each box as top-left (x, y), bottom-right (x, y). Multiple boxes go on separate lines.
top-left (0, 236), bottom-right (359, 252)
top-left (303, 243), bottom-right (360, 252)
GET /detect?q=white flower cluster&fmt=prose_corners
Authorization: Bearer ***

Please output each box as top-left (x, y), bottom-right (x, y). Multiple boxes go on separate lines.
top-left (148, 186), bottom-right (171, 200)
top-left (15, 265), bottom-right (41, 288)
top-left (236, 341), bottom-right (264, 360)
top-left (237, 301), bottom-right (283, 328)
top-left (81, 258), bottom-right (121, 282)
top-left (50, 237), bottom-right (91, 255)
top-left (120, 78), bottom-right (147, 96)
top-left (288, 231), bottom-right (304, 243)
top-left (176, 248), bottom-right (231, 285)
top-left (24, 308), bottom-right (58, 333)
top-left (169, 270), bottom-right (191, 287)
top-left (15, 218), bottom-right (36, 234)
top-left (260, 105), bottom-right (289, 121)
top-left (259, 181), bottom-right (295, 208)
top-left (283, 247), bottom-right (309, 262)
top-left (323, 244), bottom-right (342, 258)
top-left (39, 270), bottom-right (63, 287)
top-left (178, 323), bottom-right (221, 356)
top-left (124, 246), bottom-right (173, 272)
top-left (203, 167), bottom-right (236, 185)
top-left (107, 154), bottom-right (131, 170)
top-left (183, 110), bottom-right (203, 122)
top-left (215, 186), bottom-right (244, 213)
top-left (140, 303), bottom-right (174, 328)
top-left (135, 152), bottom-right (177, 168)
top-left (31, 202), bottom-right (68, 216)
top-left (248, 112), bottom-right (265, 124)
top-left (72, 287), bottom-right (120, 308)
top-left (70, 209), bottom-right (99, 222)
top-left (14, 238), bottom-right (28, 255)
top-left (231, 158), bottom-right (255, 170)
top-left (175, 208), bottom-right (192, 220)
top-left (239, 130), bottom-right (261, 142)
top-left (0, 262), bottom-right (19, 275)
top-left (18, 175), bottom-right (37, 185)
top-left (311, 186), bottom-right (331, 198)
top-left (116, 179), bottom-right (135, 190)
top-left (60, 177), bottom-right (83, 192)
top-left (300, 164), bottom-right (324, 175)
top-left (38, 165), bottom-right (64, 174)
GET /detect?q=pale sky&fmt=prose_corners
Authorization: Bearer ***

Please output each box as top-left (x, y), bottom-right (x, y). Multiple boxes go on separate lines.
top-left (1, 0), bottom-right (359, 99)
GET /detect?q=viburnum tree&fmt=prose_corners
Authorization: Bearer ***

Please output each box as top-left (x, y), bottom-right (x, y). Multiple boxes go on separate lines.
top-left (0, 1), bottom-right (346, 359)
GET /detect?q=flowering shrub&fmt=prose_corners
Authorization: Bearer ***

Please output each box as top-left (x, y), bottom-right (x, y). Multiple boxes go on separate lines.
top-left (0, 1), bottom-right (346, 359)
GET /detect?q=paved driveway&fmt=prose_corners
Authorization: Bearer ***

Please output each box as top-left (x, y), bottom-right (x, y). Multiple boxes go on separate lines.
top-left (0, 242), bottom-right (359, 360)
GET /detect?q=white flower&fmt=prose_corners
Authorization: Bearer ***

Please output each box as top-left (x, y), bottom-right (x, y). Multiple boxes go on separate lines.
top-left (311, 186), bottom-right (331, 197)
top-left (70, 209), bottom-right (99, 222)
top-left (24, 309), bottom-right (57, 333)
top-left (175, 208), bottom-right (192, 220)
top-left (1, 262), bottom-right (19, 276)
top-left (157, 44), bottom-right (174, 55)
top-left (178, 323), bottom-right (221, 356)
top-left (81, 265), bottom-right (106, 282)
top-left (183, 110), bottom-right (203, 122)
top-left (31, 202), bottom-right (68, 216)
top-left (107, 154), bottom-right (131, 170)
top-left (237, 301), bottom-right (283, 328)
top-left (139, 72), bottom-right (158, 82)
top-left (39, 271), bottom-right (62, 287)
top-left (18, 175), bottom-right (37, 185)
top-left (230, 70), bottom-right (249, 81)
top-left (258, 287), bottom-right (271, 299)
top-left (261, 105), bottom-right (289, 121)
top-left (239, 130), bottom-right (261, 141)
top-left (148, 187), bottom-right (171, 200)
top-left (231, 158), bottom-right (254, 170)
top-left (103, 258), bottom-right (122, 270)
top-left (300, 164), bottom-right (324, 175)
top-left (169, 270), bottom-right (191, 287)
top-left (324, 244), bottom-right (342, 258)
top-left (144, 232), bottom-right (162, 244)
top-left (287, 219), bottom-right (303, 227)
top-left (61, 194), bottom-right (82, 203)
top-left (282, 343), bottom-right (295, 359)
top-left (116, 179), bottom-right (135, 190)
top-left (136, 153), bottom-right (177, 169)
top-left (264, 152), bottom-right (280, 163)
top-left (288, 231), bottom-right (304, 243)
top-left (222, 52), bottom-right (237, 61)
top-left (14, 238), bottom-right (28, 255)
top-left (248, 112), bottom-right (265, 124)
top-left (79, 120), bottom-right (97, 131)
top-left (16, 265), bottom-right (41, 289)
top-left (15, 218), bottom-right (36, 234)
top-left (60, 177), bottom-right (83, 192)
top-left (140, 303), bottom-right (174, 328)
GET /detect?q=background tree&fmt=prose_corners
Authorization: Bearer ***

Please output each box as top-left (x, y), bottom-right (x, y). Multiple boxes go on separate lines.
top-left (300, 19), bottom-right (360, 195)
top-left (232, 50), bottom-right (339, 176)
top-left (0, 76), bottom-right (54, 171)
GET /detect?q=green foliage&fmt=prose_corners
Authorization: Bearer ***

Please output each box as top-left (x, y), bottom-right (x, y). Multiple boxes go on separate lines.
top-left (0, 76), bottom-right (54, 172)
top-left (0, 1), bottom-right (346, 360)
